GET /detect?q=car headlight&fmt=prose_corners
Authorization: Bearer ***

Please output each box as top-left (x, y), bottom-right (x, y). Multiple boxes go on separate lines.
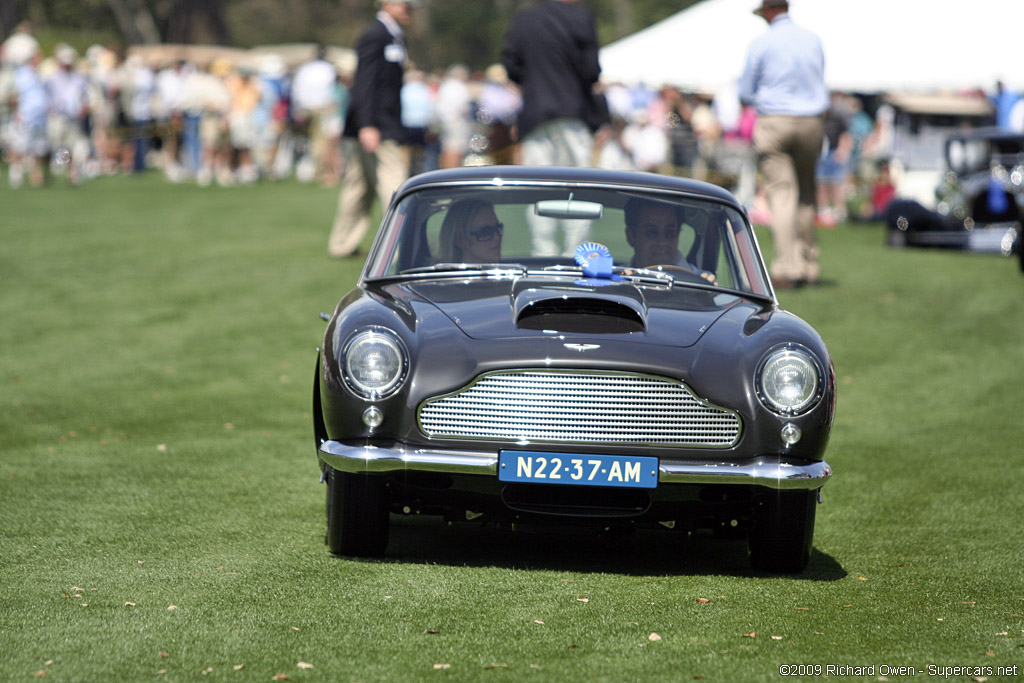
top-left (756, 344), bottom-right (823, 416)
top-left (340, 329), bottom-right (408, 399)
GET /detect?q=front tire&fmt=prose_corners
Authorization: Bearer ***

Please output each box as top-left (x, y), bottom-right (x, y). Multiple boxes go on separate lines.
top-left (886, 226), bottom-right (907, 248)
top-left (748, 490), bottom-right (817, 573)
top-left (325, 467), bottom-right (390, 557)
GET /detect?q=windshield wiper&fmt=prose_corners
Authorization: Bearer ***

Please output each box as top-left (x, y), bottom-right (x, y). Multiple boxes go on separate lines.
top-left (531, 264), bottom-right (671, 285)
top-left (622, 268), bottom-right (773, 303)
top-left (396, 263), bottom-right (528, 276)
top-left (538, 264), bottom-right (585, 273)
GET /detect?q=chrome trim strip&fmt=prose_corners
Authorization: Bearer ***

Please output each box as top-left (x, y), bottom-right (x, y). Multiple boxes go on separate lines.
top-left (318, 440), bottom-right (830, 491)
top-left (658, 458), bottom-right (832, 490)
top-left (319, 440), bottom-right (498, 476)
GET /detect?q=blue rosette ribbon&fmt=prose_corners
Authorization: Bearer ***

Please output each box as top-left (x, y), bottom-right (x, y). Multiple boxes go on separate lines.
top-left (574, 242), bottom-right (620, 280)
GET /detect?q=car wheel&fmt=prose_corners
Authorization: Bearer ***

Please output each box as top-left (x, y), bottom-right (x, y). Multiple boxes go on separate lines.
top-left (325, 466), bottom-right (390, 557)
top-left (886, 226), bottom-right (907, 248)
top-left (748, 490), bottom-right (817, 573)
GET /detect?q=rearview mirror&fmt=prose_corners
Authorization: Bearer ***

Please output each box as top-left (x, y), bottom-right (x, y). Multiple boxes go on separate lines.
top-left (534, 198), bottom-right (604, 220)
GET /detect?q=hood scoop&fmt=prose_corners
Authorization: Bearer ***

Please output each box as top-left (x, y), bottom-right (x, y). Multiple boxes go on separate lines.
top-left (515, 288), bottom-right (646, 334)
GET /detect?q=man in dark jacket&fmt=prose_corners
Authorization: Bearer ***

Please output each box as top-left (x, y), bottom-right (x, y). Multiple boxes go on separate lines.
top-left (329, 0), bottom-right (414, 258)
top-left (502, 0), bottom-right (604, 256)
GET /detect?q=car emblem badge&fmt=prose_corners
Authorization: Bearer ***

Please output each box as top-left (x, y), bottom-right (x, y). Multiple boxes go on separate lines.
top-left (564, 343), bottom-right (600, 352)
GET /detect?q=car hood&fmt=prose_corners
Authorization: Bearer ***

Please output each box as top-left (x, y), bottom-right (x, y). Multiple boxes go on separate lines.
top-left (403, 276), bottom-right (740, 348)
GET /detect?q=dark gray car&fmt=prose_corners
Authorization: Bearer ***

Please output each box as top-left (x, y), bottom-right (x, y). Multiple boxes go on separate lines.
top-left (314, 166), bottom-right (836, 572)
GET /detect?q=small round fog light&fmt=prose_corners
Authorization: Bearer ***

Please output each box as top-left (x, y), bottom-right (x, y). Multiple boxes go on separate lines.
top-left (780, 422), bottom-right (802, 447)
top-left (362, 406), bottom-right (384, 429)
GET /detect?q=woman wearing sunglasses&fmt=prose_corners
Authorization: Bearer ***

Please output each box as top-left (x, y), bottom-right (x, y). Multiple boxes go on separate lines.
top-left (438, 199), bottom-right (504, 264)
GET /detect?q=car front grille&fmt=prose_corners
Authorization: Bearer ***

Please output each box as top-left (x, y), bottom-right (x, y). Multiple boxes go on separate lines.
top-left (418, 370), bottom-right (741, 447)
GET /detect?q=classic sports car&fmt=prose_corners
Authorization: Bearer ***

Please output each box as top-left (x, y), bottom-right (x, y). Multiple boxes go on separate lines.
top-left (314, 166), bottom-right (836, 572)
top-left (886, 127), bottom-right (1023, 271)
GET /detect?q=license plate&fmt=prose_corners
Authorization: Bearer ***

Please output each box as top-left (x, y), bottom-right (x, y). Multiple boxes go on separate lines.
top-left (498, 451), bottom-right (659, 489)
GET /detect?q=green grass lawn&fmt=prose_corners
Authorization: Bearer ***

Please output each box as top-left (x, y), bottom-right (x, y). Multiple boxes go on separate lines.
top-left (2, 174), bottom-right (1023, 682)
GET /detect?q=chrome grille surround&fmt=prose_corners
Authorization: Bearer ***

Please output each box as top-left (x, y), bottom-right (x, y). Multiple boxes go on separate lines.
top-left (418, 370), bottom-right (741, 447)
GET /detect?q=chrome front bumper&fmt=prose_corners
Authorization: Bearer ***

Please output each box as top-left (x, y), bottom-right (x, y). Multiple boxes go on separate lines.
top-left (318, 441), bottom-right (831, 491)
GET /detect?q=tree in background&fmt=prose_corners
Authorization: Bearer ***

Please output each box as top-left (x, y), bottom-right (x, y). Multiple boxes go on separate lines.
top-left (1, 0), bottom-right (697, 71)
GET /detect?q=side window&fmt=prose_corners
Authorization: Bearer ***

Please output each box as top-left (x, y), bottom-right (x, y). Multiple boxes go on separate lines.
top-left (590, 208), bottom-right (631, 262)
top-left (712, 239), bottom-right (735, 289)
top-left (424, 210), bottom-right (445, 262)
top-left (684, 210), bottom-right (737, 288)
top-left (493, 205), bottom-right (530, 256)
top-left (679, 221), bottom-right (699, 258)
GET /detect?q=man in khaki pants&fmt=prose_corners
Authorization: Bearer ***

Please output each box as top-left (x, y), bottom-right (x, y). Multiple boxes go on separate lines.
top-left (738, 0), bottom-right (828, 288)
top-left (328, 0), bottom-right (415, 258)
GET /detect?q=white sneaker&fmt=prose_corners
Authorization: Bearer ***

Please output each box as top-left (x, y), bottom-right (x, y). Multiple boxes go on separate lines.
top-left (9, 163), bottom-right (23, 188)
top-left (197, 167), bottom-right (212, 187)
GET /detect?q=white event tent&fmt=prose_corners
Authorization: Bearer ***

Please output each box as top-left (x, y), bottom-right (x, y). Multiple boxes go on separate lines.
top-left (599, 0), bottom-right (1024, 94)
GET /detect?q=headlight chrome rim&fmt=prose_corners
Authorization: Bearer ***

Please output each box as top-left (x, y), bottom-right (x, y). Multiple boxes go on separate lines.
top-left (340, 328), bottom-right (409, 400)
top-left (755, 343), bottom-right (824, 416)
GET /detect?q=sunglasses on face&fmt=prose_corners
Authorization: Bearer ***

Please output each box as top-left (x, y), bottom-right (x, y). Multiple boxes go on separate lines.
top-left (468, 223), bottom-right (504, 242)
top-left (638, 225), bottom-right (681, 241)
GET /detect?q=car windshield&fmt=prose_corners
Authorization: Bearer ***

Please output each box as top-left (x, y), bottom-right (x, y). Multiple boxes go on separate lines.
top-left (363, 183), bottom-right (771, 297)
top-left (946, 135), bottom-right (1024, 176)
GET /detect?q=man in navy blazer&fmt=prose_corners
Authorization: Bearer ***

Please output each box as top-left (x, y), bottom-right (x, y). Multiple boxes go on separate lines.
top-left (329, 0), bottom-right (415, 258)
top-left (502, 0), bottom-right (604, 257)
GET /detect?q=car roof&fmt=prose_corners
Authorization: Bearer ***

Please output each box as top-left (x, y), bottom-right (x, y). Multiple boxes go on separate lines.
top-left (945, 126), bottom-right (1024, 144)
top-left (395, 165), bottom-right (742, 207)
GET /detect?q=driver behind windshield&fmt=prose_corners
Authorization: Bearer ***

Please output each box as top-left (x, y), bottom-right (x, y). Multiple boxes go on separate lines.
top-left (438, 199), bottom-right (503, 264)
top-left (624, 197), bottom-right (715, 282)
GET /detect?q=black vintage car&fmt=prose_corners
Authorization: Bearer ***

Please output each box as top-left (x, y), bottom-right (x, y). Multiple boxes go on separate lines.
top-left (887, 128), bottom-right (1023, 271)
top-left (314, 166), bottom-right (836, 572)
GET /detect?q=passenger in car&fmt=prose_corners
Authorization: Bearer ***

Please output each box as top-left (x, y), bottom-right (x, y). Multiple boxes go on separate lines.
top-left (437, 199), bottom-right (504, 264)
top-left (623, 197), bottom-right (716, 282)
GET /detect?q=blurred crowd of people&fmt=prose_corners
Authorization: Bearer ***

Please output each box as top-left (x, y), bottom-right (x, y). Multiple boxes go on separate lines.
top-left (1, 19), bottom-right (897, 225)
top-left (0, 23), bottom-right (347, 188)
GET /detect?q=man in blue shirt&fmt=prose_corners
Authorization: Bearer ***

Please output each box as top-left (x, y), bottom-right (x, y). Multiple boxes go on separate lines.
top-left (990, 81), bottom-right (1021, 132)
top-left (738, 0), bottom-right (828, 289)
top-left (10, 45), bottom-right (48, 188)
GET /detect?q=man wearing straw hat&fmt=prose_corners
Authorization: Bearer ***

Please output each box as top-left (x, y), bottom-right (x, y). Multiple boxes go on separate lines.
top-left (738, 0), bottom-right (828, 289)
